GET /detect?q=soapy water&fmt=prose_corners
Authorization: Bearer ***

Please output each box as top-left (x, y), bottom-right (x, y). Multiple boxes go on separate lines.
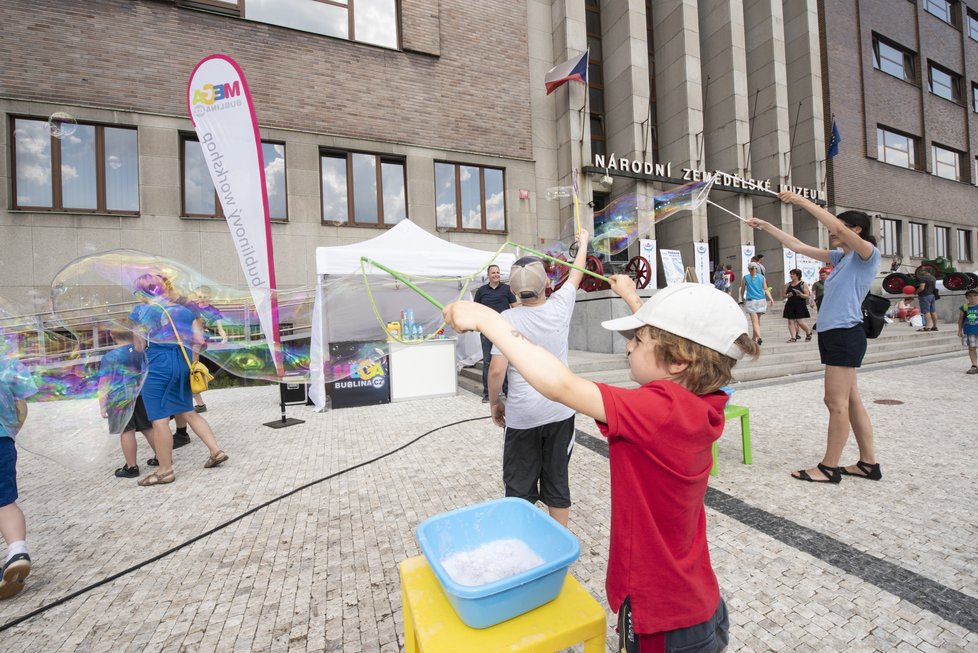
top-left (441, 538), bottom-right (545, 586)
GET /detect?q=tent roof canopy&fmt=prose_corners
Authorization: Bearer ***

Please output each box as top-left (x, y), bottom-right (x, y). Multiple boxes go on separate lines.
top-left (315, 220), bottom-right (515, 277)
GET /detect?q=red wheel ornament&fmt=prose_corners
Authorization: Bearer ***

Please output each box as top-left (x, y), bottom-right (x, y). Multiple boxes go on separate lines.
top-left (581, 255), bottom-right (608, 292)
top-left (624, 255), bottom-right (652, 289)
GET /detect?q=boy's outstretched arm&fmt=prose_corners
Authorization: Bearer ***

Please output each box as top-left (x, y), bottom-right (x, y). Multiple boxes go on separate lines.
top-left (608, 274), bottom-right (642, 312)
top-left (444, 302), bottom-right (606, 423)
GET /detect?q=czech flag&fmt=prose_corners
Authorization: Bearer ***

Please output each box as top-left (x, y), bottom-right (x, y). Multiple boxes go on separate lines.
top-left (545, 51), bottom-right (589, 95)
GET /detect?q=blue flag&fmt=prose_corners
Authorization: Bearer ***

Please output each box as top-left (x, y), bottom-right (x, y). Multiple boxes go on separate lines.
top-left (827, 119), bottom-right (841, 158)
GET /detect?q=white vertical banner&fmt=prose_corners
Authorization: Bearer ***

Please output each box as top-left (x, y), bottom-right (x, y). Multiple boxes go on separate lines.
top-left (187, 54), bottom-right (282, 374)
top-left (741, 245), bottom-right (755, 278)
top-left (796, 253), bottom-right (821, 286)
top-left (660, 249), bottom-right (685, 286)
top-left (694, 242), bottom-right (710, 284)
top-left (639, 239), bottom-right (658, 289)
top-left (782, 248), bottom-right (797, 283)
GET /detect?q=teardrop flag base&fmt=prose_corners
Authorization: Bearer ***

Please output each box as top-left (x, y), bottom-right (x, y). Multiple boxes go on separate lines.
top-left (263, 382), bottom-right (308, 428)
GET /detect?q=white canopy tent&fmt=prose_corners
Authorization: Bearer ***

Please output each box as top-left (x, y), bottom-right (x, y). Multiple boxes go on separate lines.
top-left (309, 220), bottom-right (516, 409)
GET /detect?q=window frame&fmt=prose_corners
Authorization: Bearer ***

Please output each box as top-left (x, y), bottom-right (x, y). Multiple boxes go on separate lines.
top-left (934, 225), bottom-right (950, 258)
top-left (927, 61), bottom-right (961, 102)
top-left (180, 134), bottom-right (289, 222)
top-left (872, 34), bottom-right (916, 82)
top-left (931, 143), bottom-right (963, 181)
top-left (879, 217), bottom-right (901, 257)
top-left (318, 149), bottom-right (407, 228)
top-left (923, 0), bottom-right (957, 26)
top-left (10, 116), bottom-right (140, 215)
top-left (909, 222), bottom-right (928, 258)
top-left (877, 126), bottom-right (918, 169)
top-left (969, 8), bottom-right (978, 40)
top-left (434, 161), bottom-right (508, 234)
top-left (957, 228), bottom-right (973, 261)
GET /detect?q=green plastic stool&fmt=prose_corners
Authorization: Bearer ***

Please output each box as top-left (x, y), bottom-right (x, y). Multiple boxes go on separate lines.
top-left (711, 404), bottom-right (752, 477)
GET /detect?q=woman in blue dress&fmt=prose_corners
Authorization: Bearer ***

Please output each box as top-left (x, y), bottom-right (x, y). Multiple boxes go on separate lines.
top-left (747, 192), bottom-right (881, 484)
top-left (129, 274), bottom-right (228, 486)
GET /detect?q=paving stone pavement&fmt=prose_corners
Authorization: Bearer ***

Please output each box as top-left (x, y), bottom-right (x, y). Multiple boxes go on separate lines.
top-left (1, 354), bottom-right (977, 652)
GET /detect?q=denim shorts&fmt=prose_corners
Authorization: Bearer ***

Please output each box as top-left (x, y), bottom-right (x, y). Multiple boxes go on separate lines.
top-left (635, 598), bottom-right (730, 652)
top-left (0, 437), bottom-right (18, 508)
top-left (919, 294), bottom-right (936, 313)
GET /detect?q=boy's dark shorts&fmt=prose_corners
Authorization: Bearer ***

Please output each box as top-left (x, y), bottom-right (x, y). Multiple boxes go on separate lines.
top-left (633, 597), bottom-right (729, 653)
top-left (818, 325), bottom-right (867, 368)
top-left (503, 415), bottom-right (575, 509)
top-left (0, 437), bottom-right (19, 508)
top-left (108, 395), bottom-right (153, 434)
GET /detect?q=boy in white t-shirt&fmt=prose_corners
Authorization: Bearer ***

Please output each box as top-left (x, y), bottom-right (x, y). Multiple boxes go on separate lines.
top-left (486, 230), bottom-right (588, 526)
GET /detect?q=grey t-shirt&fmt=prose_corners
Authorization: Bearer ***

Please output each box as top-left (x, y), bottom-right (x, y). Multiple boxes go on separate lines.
top-left (491, 284), bottom-right (577, 429)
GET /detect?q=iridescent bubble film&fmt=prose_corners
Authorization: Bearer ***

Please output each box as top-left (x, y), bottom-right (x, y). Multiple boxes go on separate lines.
top-left (47, 111), bottom-right (78, 139)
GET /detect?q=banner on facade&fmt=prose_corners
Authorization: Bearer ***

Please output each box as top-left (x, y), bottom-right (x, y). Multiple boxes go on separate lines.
top-left (741, 245), bottom-right (755, 278)
top-left (187, 54), bottom-right (282, 373)
top-left (694, 242), bottom-right (710, 284)
top-left (639, 239), bottom-right (657, 289)
top-left (782, 248), bottom-right (797, 283)
top-left (796, 253), bottom-right (822, 286)
top-left (660, 249), bottom-right (685, 286)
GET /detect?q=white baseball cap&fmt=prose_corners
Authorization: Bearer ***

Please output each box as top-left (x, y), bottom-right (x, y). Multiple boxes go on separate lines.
top-left (601, 283), bottom-right (751, 359)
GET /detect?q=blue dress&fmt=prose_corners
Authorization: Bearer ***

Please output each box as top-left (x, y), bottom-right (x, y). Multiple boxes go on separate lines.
top-left (129, 301), bottom-right (196, 421)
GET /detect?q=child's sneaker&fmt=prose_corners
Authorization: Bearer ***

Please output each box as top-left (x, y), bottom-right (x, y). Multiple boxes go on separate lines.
top-left (146, 457), bottom-right (159, 467)
top-left (0, 553), bottom-right (31, 600)
top-left (114, 464), bottom-right (140, 478)
top-left (967, 366), bottom-right (978, 375)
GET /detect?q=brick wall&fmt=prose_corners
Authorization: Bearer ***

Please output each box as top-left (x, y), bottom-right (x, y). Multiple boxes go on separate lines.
top-left (0, 0), bottom-right (532, 161)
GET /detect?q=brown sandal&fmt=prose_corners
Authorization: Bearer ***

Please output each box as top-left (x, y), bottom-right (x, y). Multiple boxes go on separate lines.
top-left (204, 451), bottom-right (229, 469)
top-left (138, 470), bottom-right (175, 486)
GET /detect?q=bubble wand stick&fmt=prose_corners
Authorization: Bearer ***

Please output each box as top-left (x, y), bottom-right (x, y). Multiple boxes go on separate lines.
top-left (360, 257), bottom-right (445, 310)
top-left (506, 242), bottom-right (611, 283)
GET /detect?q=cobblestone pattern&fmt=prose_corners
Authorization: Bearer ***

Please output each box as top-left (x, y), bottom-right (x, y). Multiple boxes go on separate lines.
top-left (1, 355), bottom-right (976, 651)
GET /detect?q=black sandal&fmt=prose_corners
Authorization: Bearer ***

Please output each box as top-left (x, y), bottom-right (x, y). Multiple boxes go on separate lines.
top-left (793, 462), bottom-right (841, 484)
top-left (838, 460), bottom-right (882, 481)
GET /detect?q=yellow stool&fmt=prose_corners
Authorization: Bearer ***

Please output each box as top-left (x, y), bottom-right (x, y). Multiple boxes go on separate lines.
top-left (399, 555), bottom-right (606, 653)
top-left (711, 404), bottom-right (752, 477)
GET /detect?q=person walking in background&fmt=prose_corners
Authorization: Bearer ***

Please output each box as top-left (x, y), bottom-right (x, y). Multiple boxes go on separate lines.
top-left (486, 231), bottom-right (589, 527)
top-left (747, 191), bottom-right (882, 484)
top-left (723, 264), bottom-right (736, 298)
top-left (129, 273), bottom-right (228, 486)
top-left (98, 323), bottom-right (156, 479)
top-left (916, 269), bottom-right (939, 332)
top-left (187, 286), bottom-right (227, 413)
top-left (750, 254), bottom-right (766, 276)
top-left (0, 338), bottom-right (37, 600)
top-left (473, 265), bottom-right (516, 403)
top-left (811, 267), bottom-right (830, 312)
top-left (958, 289), bottom-right (978, 374)
top-left (740, 262), bottom-right (774, 345)
top-left (782, 269), bottom-right (813, 342)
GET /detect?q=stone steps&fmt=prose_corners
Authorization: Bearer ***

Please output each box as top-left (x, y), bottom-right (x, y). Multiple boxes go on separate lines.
top-left (458, 324), bottom-right (962, 393)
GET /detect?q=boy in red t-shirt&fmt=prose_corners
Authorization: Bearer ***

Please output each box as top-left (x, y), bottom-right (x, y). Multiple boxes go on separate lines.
top-left (444, 277), bottom-right (759, 652)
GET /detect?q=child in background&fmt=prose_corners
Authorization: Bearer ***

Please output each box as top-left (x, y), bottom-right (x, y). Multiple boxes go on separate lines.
top-left (0, 338), bottom-right (38, 600)
top-left (958, 289), bottom-right (978, 374)
top-left (98, 323), bottom-right (156, 478)
top-left (443, 278), bottom-right (759, 652)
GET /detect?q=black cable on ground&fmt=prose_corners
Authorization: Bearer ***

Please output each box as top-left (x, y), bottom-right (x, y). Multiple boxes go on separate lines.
top-left (0, 415), bottom-right (491, 633)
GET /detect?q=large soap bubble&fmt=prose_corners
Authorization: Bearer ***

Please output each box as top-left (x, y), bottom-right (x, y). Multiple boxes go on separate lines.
top-left (47, 111), bottom-right (78, 139)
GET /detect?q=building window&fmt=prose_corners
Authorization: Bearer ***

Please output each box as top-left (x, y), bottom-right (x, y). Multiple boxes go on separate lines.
top-left (877, 127), bottom-right (917, 169)
top-left (320, 151), bottom-right (405, 226)
top-left (879, 218), bottom-right (901, 257)
top-left (928, 62), bottom-right (960, 102)
top-left (958, 228), bottom-right (973, 261)
top-left (969, 9), bottom-right (978, 40)
top-left (872, 35), bottom-right (915, 82)
top-left (435, 162), bottom-right (506, 232)
top-left (923, 0), bottom-right (956, 25)
top-left (586, 0), bottom-right (607, 159)
top-left (11, 117), bottom-right (139, 213)
top-left (932, 144), bottom-right (963, 180)
top-left (183, 136), bottom-right (287, 221)
top-left (909, 222), bottom-right (927, 258)
top-left (934, 226), bottom-right (950, 258)
top-left (645, 1), bottom-right (659, 162)
top-left (179, 0), bottom-right (398, 49)
top-left (972, 83), bottom-right (978, 112)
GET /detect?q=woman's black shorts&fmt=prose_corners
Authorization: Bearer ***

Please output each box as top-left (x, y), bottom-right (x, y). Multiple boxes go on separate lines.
top-left (817, 325), bottom-right (867, 368)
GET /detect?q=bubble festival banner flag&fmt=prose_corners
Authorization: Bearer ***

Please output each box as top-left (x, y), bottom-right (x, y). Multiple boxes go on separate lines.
top-left (187, 54), bottom-right (282, 374)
